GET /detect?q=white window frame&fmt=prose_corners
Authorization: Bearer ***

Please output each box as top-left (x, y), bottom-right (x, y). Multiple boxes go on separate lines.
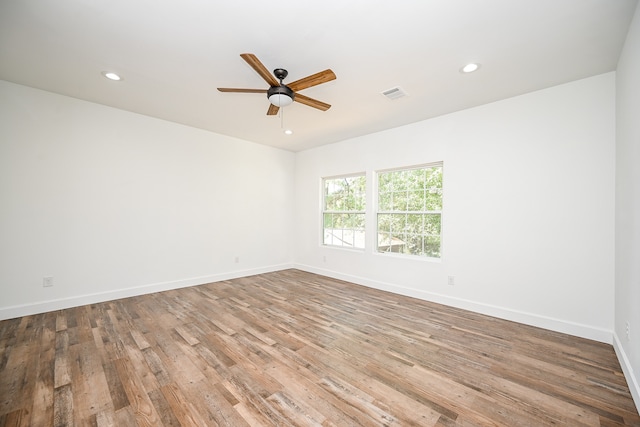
top-left (375, 162), bottom-right (443, 259)
top-left (321, 173), bottom-right (367, 250)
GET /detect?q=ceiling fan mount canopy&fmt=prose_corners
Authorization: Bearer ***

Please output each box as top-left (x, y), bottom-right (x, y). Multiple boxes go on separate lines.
top-left (273, 68), bottom-right (288, 81)
top-left (217, 53), bottom-right (336, 116)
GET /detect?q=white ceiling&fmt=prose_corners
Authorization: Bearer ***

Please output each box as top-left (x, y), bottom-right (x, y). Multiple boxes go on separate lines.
top-left (0, 0), bottom-right (637, 152)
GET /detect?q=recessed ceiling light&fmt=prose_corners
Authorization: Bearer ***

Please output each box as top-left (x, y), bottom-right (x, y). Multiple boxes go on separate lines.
top-left (461, 63), bottom-right (480, 73)
top-left (284, 129), bottom-right (293, 135)
top-left (102, 71), bottom-right (122, 81)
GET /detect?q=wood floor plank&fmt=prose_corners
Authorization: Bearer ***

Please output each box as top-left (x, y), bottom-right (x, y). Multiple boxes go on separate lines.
top-left (93, 408), bottom-right (117, 427)
top-left (1, 341), bottom-right (30, 416)
top-left (159, 382), bottom-right (210, 426)
top-left (263, 359), bottom-right (364, 426)
top-left (30, 315), bottom-right (55, 426)
top-left (69, 339), bottom-right (113, 422)
top-left (181, 378), bottom-right (250, 427)
top-left (297, 342), bottom-right (461, 424)
top-left (53, 383), bottom-right (73, 427)
top-left (100, 358), bottom-right (130, 412)
top-left (1, 269), bottom-right (639, 426)
top-left (224, 365), bottom-right (294, 426)
top-left (0, 409), bottom-right (27, 427)
top-left (113, 357), bottom-right (162, 426)
top-left (148, 387), bottom-right (181, 427)
top-left (152, 330), bottom-right (208, 387)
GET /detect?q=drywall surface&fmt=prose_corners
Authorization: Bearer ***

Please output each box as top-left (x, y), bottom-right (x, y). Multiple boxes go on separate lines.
top-left (0, 80), bottom-right (295, 319)
top-left (294, 73), bottom-right (616, 342)
top-left (615, 1), bottom-right (640, 409)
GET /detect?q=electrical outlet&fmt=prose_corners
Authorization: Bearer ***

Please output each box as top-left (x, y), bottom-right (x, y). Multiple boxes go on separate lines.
top-left (626, 321), bottom-right (630, 341)
top-left (323, 256), bottom-right (327, 263)
top-left (448, 276), bottom-right (455, 286)
top-left (43, 276), bottom-right (53, 287)
top-left (234, 256), bottom-right (239, 263)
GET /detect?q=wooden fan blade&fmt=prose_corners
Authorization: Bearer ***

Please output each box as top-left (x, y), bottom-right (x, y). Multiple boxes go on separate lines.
top-left (267, 104), bottom-right (279, 115)
top-left (217, 88), bottom-right (267, 93)
top-left (294, 93), bottom-right (331, 111)
top-left (287, 69), bottom-right (336, 92)
top-left (240, 53), bottom-right (279, 87)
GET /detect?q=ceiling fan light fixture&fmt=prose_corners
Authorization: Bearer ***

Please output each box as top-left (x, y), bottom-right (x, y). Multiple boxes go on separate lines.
top-left (268, 94), bottom-right (294, 107)
top-left (267, 85), bottom-right (295, 107)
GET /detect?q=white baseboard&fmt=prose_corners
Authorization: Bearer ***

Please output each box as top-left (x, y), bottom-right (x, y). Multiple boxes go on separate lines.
top-left (613, 333), bottom-right (640, 413)
top-left (0, 263), bottom-right (294, 321)
top-left (295, 264), bottom-right (613, 344)
top-left (6, 263), bottom-right (613, 344)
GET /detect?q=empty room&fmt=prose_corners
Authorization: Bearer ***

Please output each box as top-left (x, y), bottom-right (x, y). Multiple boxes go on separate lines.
top-left (1, 1), bottom-right (640, 426)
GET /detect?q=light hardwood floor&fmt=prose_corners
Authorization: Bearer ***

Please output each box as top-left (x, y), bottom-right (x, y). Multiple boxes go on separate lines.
top-left (1, 269), bottom-right (638, 426)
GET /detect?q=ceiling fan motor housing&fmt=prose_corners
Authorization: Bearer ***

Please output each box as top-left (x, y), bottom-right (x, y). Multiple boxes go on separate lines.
top-left (267, 84), bottom-right (295, 106)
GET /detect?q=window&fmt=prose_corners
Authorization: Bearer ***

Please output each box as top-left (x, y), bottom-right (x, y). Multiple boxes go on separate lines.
top-left (322, 174), bottom-right (366, 249)
top-left (377, 163), bottom-right (443, 258)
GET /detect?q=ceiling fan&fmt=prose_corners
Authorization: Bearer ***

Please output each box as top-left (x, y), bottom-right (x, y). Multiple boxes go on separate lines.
top-left (217, 53), bottom-right (336, 116)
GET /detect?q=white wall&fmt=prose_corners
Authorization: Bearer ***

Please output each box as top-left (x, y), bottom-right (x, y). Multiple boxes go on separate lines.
top-left (615, 1), bottom-right (640, 409)
top-left (0, 80), bottom-right (295, 319)
top-left (1, 73), bottom-right (617, 339)
top-left (295, 72), bottom-right (616, 343)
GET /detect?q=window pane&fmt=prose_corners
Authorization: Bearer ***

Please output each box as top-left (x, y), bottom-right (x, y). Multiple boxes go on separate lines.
top-left (324, 193), bottom-right (335, 211)
top-left (424, 214), bottom-right (441, 235)
top-left (378, 172), bottom-right (392, 193)
top-left (378, 231), bottom-right (405, 253)
top-left (393, 191), bottom-right (408, 211)
top-left (407, 168), bottom-right (425, 190)
top-left (407, 190), bottom-right (425, 211)
top-left (425, 167), bottom-right (443, 210)
top-left (424, 236), bottom-right (441, 258)
top-left (395, 171), bottom-right (408, 191)
top-left (378, 214), bottom-right (392, 233)
top-left (405, 214), bottom-right (422, 234)
top-left (404, 234), bottom-right (423, 256)
top-left (379, 192), bottom-right (392, 211)
top-left (323, 213), bottom-right (334, 229)
top-left (352, 176), bottom-right (366, 210)
top-left (387, 213), bottom-right (403, 233)
top-left (426, 191), bottom-right (442, 211)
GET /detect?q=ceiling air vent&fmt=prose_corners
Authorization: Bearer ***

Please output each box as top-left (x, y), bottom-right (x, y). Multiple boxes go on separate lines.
top-left (381, 86), bottom-right (407, 100)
